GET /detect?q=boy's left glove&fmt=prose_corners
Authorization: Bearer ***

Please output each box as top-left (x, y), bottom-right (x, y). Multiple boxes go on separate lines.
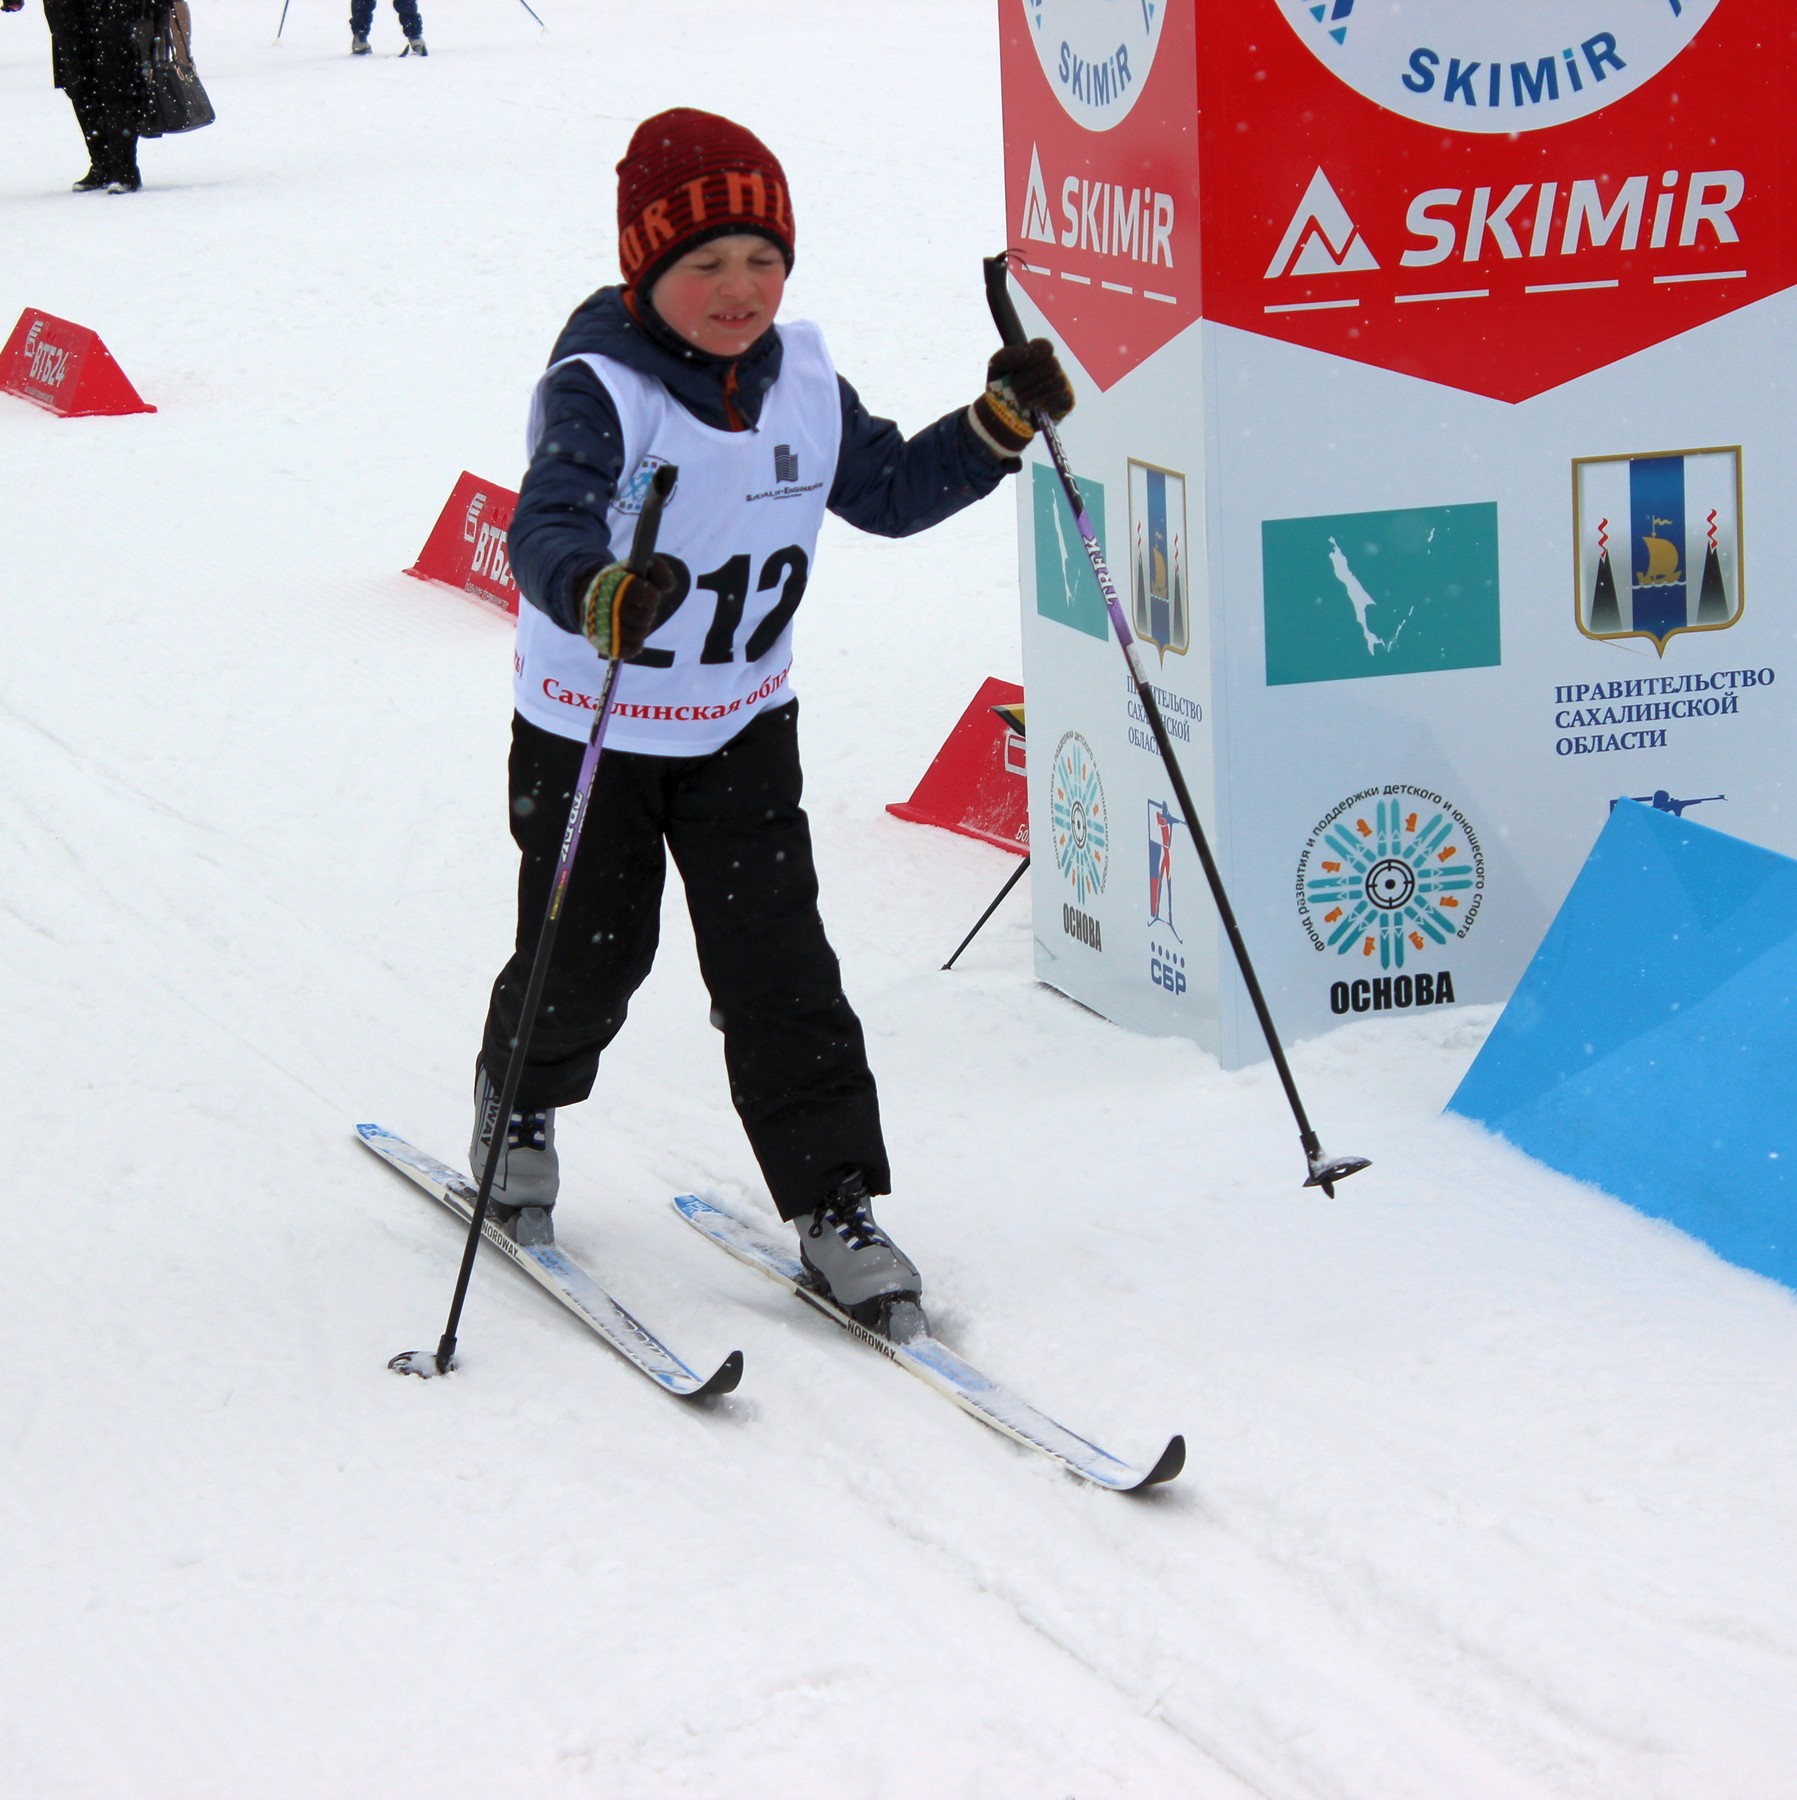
top-left (967, 339), bottom-right (1075, 460)
top-left (579, 556), bottom-right (678, 661)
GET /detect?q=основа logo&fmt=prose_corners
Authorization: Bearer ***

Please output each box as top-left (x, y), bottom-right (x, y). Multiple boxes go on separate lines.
top-left (1051, 731), bottom-right (1109, 906)
top-left (1296, 787), bottom-right (1485, 971)
top-left (1024, 0), bottom-right (1168, 131)
top-left (1273, 0), bottom-right (1719, 134)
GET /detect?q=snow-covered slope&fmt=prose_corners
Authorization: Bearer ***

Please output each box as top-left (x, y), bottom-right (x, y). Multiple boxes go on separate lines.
top-left (4, 4), bottom-right (1795, 1795)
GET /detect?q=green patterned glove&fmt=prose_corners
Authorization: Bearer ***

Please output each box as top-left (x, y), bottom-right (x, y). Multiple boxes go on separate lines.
top-left (578, 556), bottom-right (677, 661)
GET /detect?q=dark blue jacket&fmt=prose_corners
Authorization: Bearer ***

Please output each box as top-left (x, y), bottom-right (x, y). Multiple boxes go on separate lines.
top-left (508, 287), bottom-right (1014, 634)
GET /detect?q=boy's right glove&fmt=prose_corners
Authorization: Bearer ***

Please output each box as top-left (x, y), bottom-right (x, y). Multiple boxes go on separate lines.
top-left (579, 556), bottom-right (678, 661)
top-left (968, 339), bottom-right (1075, 460)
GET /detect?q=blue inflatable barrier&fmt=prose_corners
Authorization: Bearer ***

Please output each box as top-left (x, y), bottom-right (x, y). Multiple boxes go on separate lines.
top-left (1449, 801), bottom-right (1797, 1290)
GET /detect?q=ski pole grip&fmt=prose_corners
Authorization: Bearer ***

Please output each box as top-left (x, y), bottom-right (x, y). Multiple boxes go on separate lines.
top-left (983, 254), bottom-right (1028, 348)
top-left (626, 462), bottom-right (678, 575)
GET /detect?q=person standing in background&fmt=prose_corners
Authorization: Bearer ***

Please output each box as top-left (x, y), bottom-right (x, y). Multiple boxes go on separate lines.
top-left (350, 0), bottom-right (425, 56)
top-left (8, 0), bottom-right (153, 192)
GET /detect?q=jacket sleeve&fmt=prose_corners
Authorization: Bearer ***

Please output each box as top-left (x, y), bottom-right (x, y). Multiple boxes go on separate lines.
top-left (826, 375), bottom-right (1013, 539)
top-left (507, 361), bottom-right (626, 635)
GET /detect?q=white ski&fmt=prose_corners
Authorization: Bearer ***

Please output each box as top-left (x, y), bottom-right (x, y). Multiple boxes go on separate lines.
top-left (673, 1194), bottom-right (1183, 1491)
top-left (360, 1125), bottom-right (742, 1398)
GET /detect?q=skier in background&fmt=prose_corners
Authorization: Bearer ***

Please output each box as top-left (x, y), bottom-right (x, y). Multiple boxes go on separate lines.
top-left (473, 107), bottom-right (1071, 1334)
top-left (12, 0), bottom-right (153, 192)
top-left (350, 0), bottom-right (424, 55)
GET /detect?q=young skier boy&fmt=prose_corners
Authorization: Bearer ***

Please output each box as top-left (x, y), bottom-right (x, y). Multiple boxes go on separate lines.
top-left (474, 108), bottom-right (1071, 1332)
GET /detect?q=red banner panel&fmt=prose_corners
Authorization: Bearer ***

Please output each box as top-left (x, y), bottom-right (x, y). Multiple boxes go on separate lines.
top-left (1001, 2), bottom-right (1792, 402)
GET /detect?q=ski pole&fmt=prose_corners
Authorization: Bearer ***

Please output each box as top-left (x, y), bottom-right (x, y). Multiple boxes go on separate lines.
top-left (512, 0), bottom-right (547, 27)
top-left (275, 0), bottom-right (290, 39)
top-left (391, 461), bottom-right (678, 1377)
top-left (983, 255), bottom-right (1368, 1196)
top-left (942, 856), bottom-right (1029, 971)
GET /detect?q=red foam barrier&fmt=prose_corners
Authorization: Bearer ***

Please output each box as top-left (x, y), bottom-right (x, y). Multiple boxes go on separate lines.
top-left (406, 471), bottom-right (520, 615)
top-left (887, 677), bottom-right (1027, 854)
top-left (0, 309), bottom-right (155, 417)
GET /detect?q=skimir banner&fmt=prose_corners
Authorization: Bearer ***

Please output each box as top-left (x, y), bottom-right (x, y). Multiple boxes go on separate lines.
top-left (1000, 0), bottom-right (1796, 1066)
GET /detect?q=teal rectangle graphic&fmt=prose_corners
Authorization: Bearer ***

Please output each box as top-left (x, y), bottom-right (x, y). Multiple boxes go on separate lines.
top-left (1262, 502), bottom-right (1500, 685)
top-left (1034, 463), bottom-right (1108, 642)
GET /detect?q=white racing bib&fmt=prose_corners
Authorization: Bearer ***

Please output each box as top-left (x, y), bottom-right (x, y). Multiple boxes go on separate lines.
top-left (514, 319), bottom-right (842, 756)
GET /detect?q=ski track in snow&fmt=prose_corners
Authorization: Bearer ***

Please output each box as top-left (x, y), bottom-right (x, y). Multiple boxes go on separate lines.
top-left (6, 4), bottom-right (1797, 1796)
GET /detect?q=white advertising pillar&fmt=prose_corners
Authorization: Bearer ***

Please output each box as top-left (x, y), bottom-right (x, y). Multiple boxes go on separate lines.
top-left (1001, 0), bottom-right (1796, 1067)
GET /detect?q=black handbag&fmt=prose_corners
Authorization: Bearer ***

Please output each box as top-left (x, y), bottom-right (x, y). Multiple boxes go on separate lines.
top-left (136, 2), bottom-right (216, 137)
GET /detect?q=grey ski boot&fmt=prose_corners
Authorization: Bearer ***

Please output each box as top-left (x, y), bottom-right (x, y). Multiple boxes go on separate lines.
top-left (470, 1066), bottom-right (558, 1247)
top-left (793, 1172), bottom-right (925, 1342)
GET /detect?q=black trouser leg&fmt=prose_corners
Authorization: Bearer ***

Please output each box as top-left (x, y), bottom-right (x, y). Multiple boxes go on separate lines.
top-left (63, 74), bottom-right (113, 176)
top-left (667, 704), bottom-right (889, 1220)
top-left (478, 706), bottom-right (888, 1220)
top-left (479, 718), bottom-right (667, 1107)
top-left (91, 18), bottom-right (140, 180)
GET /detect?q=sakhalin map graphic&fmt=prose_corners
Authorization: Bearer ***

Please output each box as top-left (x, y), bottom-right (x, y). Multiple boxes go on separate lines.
top-left (1296, 787), bottom-right (1485, 969)
top-left (1262, 502), bottom-right (1501, 685)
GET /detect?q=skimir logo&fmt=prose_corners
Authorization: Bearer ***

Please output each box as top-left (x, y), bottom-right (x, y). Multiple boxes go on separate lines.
top-left (1272, 0), bottom-right (1719, 135)
top-left (1266, 169), bottom-right (1379, 279)
top-left (1296, 786), bottom-right (1484, 998)
top-left (1024, 0), bottom-right (1168, 132)
top-left (1573, 447), bottom-right (1742, 655)
top-left (1034, 463), bottom-right (1109, 641)
top-left (615, 454), bottom-right (677, 515)
top-left (1051, 730), bottom-right (1107, 950)
top-left (1021, 145), bottom-right (1057, 244)
top-left (1263, 502), bottom-right (1500, 687)
top-left (773, 444), bottom-right (799, 483)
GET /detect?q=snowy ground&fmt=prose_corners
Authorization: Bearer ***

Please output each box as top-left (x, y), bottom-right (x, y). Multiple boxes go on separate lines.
top-left (5, 4), bottom-right (1797, 1795)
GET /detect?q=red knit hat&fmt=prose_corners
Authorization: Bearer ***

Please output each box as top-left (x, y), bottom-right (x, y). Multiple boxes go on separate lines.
top-left (616, 109), bottom-right (795, 297)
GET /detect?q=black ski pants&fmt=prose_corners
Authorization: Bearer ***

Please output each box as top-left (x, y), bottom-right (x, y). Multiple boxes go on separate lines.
top-left (480, 702), bottom-right (889, 1220)
top-left (349, 0), bottom-right (423, 39)
top-left (50, 0), bottom-right (145, 182)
